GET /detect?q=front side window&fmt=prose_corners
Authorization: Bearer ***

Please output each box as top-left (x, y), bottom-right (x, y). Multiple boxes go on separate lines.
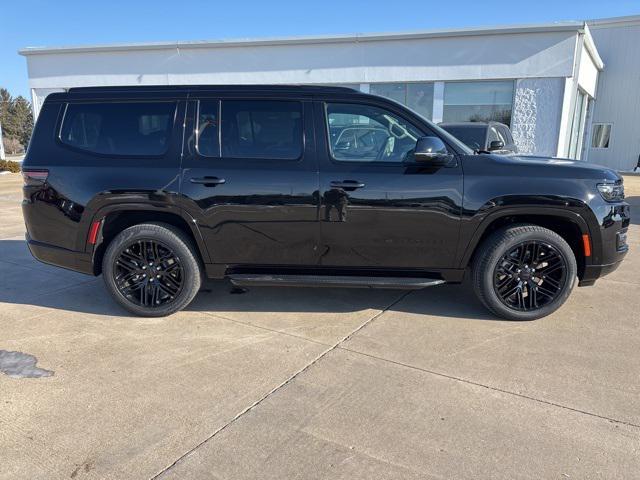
top-left (60, 102), bottom-right (175, 156)
top-left (221, 100), bottom-right (303, 160)
top-left (326, 103), bottom-right (424, 163)
top-left (591, 123), bottom-right (612, 149)
top-left (443, 81), bottom-right (514, 125)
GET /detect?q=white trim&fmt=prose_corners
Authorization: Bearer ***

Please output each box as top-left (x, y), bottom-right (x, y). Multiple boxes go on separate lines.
top-left (18, 21), bottom-right (588, 56)
top-left (581, 24), bottom-right (604, 71)
top-left (432, 82), bottom-right (445, 124)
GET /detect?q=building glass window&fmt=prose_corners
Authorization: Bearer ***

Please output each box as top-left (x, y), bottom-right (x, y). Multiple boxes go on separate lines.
top-left (369, 83), bottom-right (434, 120)
top-left (443, 81), bottom-right (514, 125)
top-left (591, 123), bottom-right (612, 149)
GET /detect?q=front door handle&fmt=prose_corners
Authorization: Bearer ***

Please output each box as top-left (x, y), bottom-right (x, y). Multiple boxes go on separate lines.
top-left (190, 176), bottom-right (226, 186)
top-left (330, 180), bottom-right (365, 190)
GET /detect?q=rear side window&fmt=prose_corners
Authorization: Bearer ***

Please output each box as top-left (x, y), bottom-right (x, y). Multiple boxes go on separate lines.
top-left (221, 100), bottom-right (303, 160)
top-left (60, 102), bottom-right (176, 156)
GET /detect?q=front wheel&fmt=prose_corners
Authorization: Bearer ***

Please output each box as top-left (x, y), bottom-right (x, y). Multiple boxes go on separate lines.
top-left (103, 223), bottom-right (202, 317)
top-left (472, 225), bottom-right (577, 321)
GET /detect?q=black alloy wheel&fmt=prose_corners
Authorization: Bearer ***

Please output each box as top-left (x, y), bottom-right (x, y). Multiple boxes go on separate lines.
top-left (493, 241), bottom-right (568, 311)
top-left (114, 239), bottom-right (184, 308)
top-left (103, 223), bottom-right (202, 317)
top-left (472, 225), bottom-right (577, 321)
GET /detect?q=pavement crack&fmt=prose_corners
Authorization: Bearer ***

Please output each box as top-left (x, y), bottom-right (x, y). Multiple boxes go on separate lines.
top-left (338, 346), bottom-right (640, 430)
top-left (150, 290), bottom-right (412, 479)
top-left (201, 311), bottom-right (333, 347)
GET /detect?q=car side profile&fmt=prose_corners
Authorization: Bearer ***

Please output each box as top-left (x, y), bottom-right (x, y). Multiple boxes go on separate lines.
top-left (439, 121), bottom-right (518, 154)
top-left (22, 85), bottom-right (630, 320)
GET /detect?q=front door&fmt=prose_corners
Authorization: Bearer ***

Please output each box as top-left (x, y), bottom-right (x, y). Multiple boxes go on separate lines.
top-left (315, 100), bottom-right (463, 270)
top-left (180, 97), bottom-right (320, 267)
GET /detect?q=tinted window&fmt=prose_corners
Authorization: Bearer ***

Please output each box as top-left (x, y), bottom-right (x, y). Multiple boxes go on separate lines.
top-left (440, 125), bottom-right (486, 150)
top-left (197, 100), bottom-right (220, 157)
top-left (221, 100), bottom-right (302, 159)
top-left (498, 125), bottom-right (514, 145)
top-left (60, 102), bottom-right (175, 156)
top-left (488, 127), bottom-right (502, 144)
top-left (369, 83), bottom-right (434, 120)
top-left (326, 103), bottom-right (424, 163)
top-left (443, 81), bottom-right (514, 125)
top-left (591, 124), bottom-right (611, 148)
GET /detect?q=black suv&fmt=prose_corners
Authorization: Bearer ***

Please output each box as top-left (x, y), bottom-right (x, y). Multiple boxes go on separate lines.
top-left (439, 121), bottom-right (518, 154)
top-left (22, 85), bottom-right (630, 320)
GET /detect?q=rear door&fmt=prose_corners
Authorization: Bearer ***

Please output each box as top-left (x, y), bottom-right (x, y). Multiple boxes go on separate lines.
top-left (314, 99), bottom-right (463, 270)
top-left (180, 95), bottom-right (321, 267)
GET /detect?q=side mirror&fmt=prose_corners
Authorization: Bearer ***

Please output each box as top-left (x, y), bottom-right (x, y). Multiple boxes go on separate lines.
top-left (489, 140), bottom-right (505, 151)
top-left (413, 136), bottom-right (453, 166)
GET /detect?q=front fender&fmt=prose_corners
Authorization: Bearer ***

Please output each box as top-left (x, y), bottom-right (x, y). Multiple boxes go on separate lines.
top-left (456, 197), bottom-right (597, 269)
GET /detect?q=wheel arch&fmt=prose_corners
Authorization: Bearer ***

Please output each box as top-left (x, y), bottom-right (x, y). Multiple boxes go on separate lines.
top-left (90, 205), bottom-right (210, 275)
top-left (461, 208), bottom-right (591, 280)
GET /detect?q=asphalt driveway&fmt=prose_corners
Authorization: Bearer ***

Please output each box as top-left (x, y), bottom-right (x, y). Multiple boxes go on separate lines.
top-left (1, 173), bottom-right (639, 479)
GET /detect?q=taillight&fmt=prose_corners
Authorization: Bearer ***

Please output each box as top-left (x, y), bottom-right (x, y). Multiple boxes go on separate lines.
top-left (22, 169), bottom-right (49, 186)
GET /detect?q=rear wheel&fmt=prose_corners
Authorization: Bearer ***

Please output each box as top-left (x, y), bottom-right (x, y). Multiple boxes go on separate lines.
top-left (472, 225), bottom-right (577, 321)
top-left (103, 223), bottom-right (202, 317)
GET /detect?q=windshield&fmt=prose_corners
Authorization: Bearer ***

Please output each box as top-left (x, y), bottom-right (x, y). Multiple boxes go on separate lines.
top-left (439, 125), bottom-right (486, 151)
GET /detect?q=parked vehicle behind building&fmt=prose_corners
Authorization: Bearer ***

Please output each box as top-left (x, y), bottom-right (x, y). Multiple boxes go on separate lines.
top-left (440, 121), bottom-right (518, 154)
top-left (22, 86), bottom-right (629, 320)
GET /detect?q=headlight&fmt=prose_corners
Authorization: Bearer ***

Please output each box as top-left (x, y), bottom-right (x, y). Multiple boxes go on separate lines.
top-left (597, 182), bottom-right (625, 202)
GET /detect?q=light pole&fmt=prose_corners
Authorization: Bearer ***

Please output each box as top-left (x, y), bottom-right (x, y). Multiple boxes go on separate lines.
top-left (0, 121), bottom-right (5, 160)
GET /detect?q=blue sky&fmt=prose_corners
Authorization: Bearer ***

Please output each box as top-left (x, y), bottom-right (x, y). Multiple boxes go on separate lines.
top-left (2, 0), bottom-right (639, 99)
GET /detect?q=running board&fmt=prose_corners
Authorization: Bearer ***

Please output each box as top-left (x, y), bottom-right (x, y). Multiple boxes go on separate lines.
top-left (228, 274), bottom-right (445, 290)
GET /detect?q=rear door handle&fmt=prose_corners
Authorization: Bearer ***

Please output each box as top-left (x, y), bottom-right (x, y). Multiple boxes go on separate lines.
top-left (330, 180), bottom-right (365, 189)
top-left (190, 176), bottom-right (226, 186)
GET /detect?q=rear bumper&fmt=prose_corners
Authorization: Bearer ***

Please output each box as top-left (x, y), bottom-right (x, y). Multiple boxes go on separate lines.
top-left (26, 234), bottom-right (95, 276)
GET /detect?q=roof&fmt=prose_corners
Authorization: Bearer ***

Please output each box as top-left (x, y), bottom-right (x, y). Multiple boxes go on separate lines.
top-left (19, 20), bottom-right (590, 56)
top-left (66, 84), bottom-right (361, 94)
top-left (588, 14), bottom-right (640, 28)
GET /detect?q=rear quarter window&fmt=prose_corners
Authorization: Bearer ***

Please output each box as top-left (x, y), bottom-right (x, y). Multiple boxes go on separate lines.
top-left (59, 102), bottom-right (176, 156)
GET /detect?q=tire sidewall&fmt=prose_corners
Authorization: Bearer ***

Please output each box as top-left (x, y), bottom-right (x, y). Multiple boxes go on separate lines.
top-left (103, 224), bottom-right (201, 317)
top-left (477, 228), bottom-right (577, 321)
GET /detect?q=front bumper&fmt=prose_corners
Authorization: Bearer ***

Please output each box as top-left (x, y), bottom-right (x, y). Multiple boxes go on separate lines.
top-left (580, 201), bottom-right (630, 285)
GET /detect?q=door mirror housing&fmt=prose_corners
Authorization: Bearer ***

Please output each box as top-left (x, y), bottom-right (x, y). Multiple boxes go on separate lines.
top-left (489, 140), bottom-right (505, 151)
top-left (413, 136), bottom-right (453, 166)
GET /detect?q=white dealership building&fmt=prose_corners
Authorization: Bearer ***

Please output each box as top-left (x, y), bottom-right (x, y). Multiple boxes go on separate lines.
top-left (19, 15), bottom-right (640, 171)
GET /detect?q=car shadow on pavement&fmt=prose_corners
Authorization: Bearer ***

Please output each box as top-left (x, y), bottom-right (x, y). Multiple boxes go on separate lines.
top-left (0, 239), bottom-right (499, 321)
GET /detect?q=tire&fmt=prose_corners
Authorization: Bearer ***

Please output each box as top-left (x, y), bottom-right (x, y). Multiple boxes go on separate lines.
top-left (472, 225), bottom-right (577, 321)
top-left (102, 223), bottom-right (202, 317)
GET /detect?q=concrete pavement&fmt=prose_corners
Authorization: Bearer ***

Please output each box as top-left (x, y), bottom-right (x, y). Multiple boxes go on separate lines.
top-left (1, 173), bottom-right (639, 479)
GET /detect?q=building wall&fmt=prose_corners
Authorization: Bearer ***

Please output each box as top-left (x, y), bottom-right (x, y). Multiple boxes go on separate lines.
top-left (511, 78), bottom-right (564, 156)
top-left (23, 30), bottom-right (579, 90)
top-left (588, 20), bottom-right (640, 171)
